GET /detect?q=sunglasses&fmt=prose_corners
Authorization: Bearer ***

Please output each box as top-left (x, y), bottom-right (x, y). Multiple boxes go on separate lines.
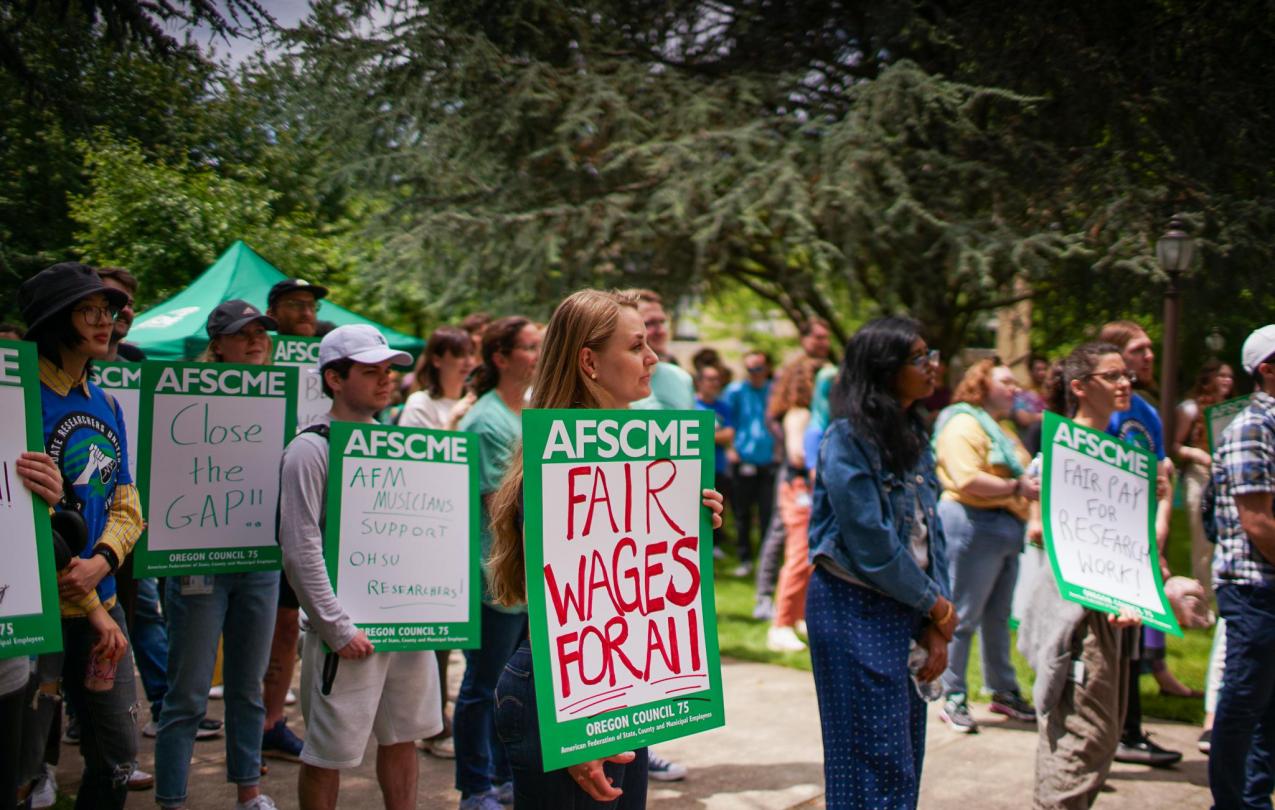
top-left (1085, 370), bottom-right (1137, 384)
top-left (909, 349), bottom-right (940, 369)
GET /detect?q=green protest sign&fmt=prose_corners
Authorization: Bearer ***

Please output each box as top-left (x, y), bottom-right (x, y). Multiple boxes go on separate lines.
top-left (1041, 411), bottom-right (1181, 635)
top-left (135, 362), bottom-right (298, 575)
top-left (89, 361), bottom-right (142, 481)
top-left (1205, 396), bottom-right (1251, 453)
top-left (0, 340), bottom-right (62, 658)
top-left (522, 410), bottom-right (725, 771)
top-left (323, 421), bottom-right (481, 650)
top-left (272, 336), bottom-right (328, 433)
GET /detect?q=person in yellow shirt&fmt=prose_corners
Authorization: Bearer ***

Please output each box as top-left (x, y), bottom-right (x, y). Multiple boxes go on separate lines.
top-left (933, 358), bottom-right (1039, 734)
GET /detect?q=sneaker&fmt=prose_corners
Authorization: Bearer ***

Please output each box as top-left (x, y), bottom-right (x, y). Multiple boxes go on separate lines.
top-left (208, 684), bottom-right (225, 699)
top-left (1198, 729), bottom-right (1212, 754)
top-left (30, 763), bottom-right (57, 808)
top-left (235, 795), bottom-right (278, 810)
top-left (62, 716), bottom-right (81, 745)
top-left (647, 752), bottom-right (688, 782)
top-left (261, 718), bottom-right (304, 762)
top-left (143, 719), bottom-right (160, 738)
top-left (766, 625), bottom-right (807, 653)
top-left (458, 792), bottom-right (503, 810)
top-left (732, 561), bottom-right (754, 578)
top-left (494, 781), bottom-right (513, 805)
top-left (1115, 732), bottom-right (1182, 767)
top-left (989, 690), bottom-right (1037, 723)
top-left (751, 595), bottom-right (775, 621)
top-left (285, 688), bottom-right (297, 706)
top-left (939, 693), bottom-right (979, 734)
top-left (795, 619), bottom-right (808, 638)
top-left (420, 735), bottom-right (456, 759)
top-left (127, 768), bottom-right (154, 791)
top-left (196, 717), bottom-right (224, 740)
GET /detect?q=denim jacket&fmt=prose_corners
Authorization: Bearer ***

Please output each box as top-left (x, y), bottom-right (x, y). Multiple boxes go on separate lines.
top-left (808, 417), bottom-right (951, 613)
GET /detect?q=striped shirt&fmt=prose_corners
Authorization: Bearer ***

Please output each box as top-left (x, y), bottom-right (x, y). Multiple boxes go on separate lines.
top-left (1212, 391), bottom-right (1275, 586)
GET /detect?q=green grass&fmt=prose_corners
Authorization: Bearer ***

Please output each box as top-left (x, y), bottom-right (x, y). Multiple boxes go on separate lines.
top-left (712, 507), bottom-right (1212, 724)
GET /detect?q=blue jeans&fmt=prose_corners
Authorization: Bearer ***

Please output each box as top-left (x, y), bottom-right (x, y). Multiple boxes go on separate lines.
top-left (807, 567), bottom-right (927, 810)
top-left (155, 572), bottom-right (279, 807)
top-left (62, 603), bottom-right (139, 810)
top-left (454, 604), bottom-right (527, 796)
top-left (938, 501), bottom-right (1024, 697)
top-left (1210, 584), bottom-right (1275, 809)
top-left (495, 641), bottom-right (648, 809)
top-left (132, 577), bottom-right (170, 721)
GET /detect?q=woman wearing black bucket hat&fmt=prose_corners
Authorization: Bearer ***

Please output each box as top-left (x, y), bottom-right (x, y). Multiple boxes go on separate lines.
top-left (15, 262), bottom-right (143, 810)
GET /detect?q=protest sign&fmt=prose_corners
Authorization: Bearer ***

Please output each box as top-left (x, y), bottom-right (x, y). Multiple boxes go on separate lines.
top-left (522, 409), bottom-right (725, 771)
top-left (1041, 411), bottom-right (1181, 635)
top-left (272, 336), bottom-right (328, 432)
top-left (323, 421), bottom-right (481, 650)
top-left (135, 362), bottom-right (297, 575)
top-left (0, 340), bottom-right (62, 658)
top-left (89, 361), bottom-right (142, 481)
top-left (1205, 396), bottom-right (1251, 453)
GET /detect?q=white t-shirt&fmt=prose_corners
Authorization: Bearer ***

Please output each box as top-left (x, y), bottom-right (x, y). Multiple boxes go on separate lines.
top-left (398, 392), bottom-right (459, 431)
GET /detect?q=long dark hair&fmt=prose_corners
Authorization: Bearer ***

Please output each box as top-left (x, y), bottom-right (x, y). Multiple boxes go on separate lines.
top-left (414, 325), bottom-right (474, 397)
top-left (828, 316), bottom-right (926, 475)
top-left (29, 306), bottom-right (89, 369)
top-left (1043, 341), bottom-right (1122, 417)
top-left (472, 316), bottom-right (531, 398)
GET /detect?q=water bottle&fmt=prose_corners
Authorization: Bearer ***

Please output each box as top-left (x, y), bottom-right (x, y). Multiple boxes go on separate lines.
top-left (908, 640), bottom-right (943, 702)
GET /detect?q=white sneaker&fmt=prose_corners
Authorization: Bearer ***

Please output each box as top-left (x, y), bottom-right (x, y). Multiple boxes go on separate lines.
top-left (285, 688), bottom-right (297, 706)
top-left (235, 794), bottom-right (278, 810)
top-left (767, 625), bottom-right (807, 653)
top-left (208, 684), bottom-right (225, 699)
top-left (647, 752), bottom-right (688, 781)
top-left (30, 764), bottom-right (57, 808)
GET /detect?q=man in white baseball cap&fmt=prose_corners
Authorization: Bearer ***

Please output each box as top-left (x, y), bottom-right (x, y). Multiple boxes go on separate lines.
top-left (1209, 323), bottom-right (1275, 809)
top-left (276, 325), bottom-right (437, 810)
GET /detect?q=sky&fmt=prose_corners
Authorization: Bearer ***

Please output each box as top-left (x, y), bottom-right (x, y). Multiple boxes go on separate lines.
top-left (181, 0), bottom-right (312, 64)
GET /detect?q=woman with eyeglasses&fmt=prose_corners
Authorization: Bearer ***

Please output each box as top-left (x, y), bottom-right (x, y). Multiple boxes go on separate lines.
top-left (15, 263), bottom-right (143, 810)
top-left (804, 317), bottom-right (956, 809)
top-left (154, 301), bottom-right (282, 810)
top-left (932, 358), bottom-right (1039, 734)
top-left (1018, 342), bottom-right (1144, 809)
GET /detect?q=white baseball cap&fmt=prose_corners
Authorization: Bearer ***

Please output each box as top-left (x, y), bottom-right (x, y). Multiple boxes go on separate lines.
top-left (1241, 325), bottom-right (1275, 376)
top-left (318, 324), bottom-right (412, 369)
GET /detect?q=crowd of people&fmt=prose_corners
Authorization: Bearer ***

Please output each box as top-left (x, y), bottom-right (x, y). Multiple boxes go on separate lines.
top-left (0, 259), bottom-right (1271, 810)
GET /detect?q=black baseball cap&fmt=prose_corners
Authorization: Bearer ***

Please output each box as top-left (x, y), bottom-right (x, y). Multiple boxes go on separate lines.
top-left (206, 300), bottom-right (278, 338)
top-left (267, 279), bottom-right (329, 310)
top-left (20, 262), bottom-right (130, 334)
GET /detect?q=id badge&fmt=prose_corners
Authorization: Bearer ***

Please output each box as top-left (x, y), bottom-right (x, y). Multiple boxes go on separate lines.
top-left (180, 576), bottom-right (215, 596)
top-left (1070, 658), bottom-right (1085, 687)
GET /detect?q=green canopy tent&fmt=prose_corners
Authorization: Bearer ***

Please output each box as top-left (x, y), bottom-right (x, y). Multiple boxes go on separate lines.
top-left (128, 241), bottom-right (423, 360)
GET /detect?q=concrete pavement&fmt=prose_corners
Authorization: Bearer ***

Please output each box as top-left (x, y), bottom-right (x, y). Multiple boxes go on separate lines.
top-left (52, 653), bottom-right (1211, 808)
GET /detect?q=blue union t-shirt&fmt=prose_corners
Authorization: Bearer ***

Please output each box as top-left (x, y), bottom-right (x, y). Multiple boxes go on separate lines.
top-left (40, 369), bottom-right (134, 607)
top-left (1107, 393), bottom-right (1166, 460)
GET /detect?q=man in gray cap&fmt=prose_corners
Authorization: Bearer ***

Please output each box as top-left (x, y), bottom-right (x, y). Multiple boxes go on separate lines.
top-left (278, 325), bottom-right (441, 810)
top-left (1208, 323), bottom-right (1275, 810)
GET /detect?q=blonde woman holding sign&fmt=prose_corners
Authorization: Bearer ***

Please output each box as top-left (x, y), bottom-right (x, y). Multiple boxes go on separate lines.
top-left (486, 289), bottom-right (723, 809)
top-left (153, 301), bottom-right (282, 810)
top-left (1018, 342), bottom-right (1143, 810)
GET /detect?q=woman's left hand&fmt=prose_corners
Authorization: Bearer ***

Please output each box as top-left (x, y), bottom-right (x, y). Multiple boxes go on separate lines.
top-left (1108, 606), bottom-right (1143, 629)
top-left (701, 489), bottom-right (724, 529)
top-left (567, 751), bottom-right (636, 801)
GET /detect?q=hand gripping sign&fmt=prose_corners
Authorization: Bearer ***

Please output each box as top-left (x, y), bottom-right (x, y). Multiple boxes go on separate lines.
top-left (0, 340), bottom-right (62, 658)
top-left (1041, 411), bottom-right (1181, 635)
top-left (135, 362), bottom-right (298, 575)
top-left (323, 421), bottom-right (481, 650)
top-left (522, 410), bottom-right (725, 771)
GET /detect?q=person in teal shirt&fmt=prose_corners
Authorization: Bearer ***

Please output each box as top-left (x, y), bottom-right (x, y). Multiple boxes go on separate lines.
top-left (627, 289), bottom-right (694, 411)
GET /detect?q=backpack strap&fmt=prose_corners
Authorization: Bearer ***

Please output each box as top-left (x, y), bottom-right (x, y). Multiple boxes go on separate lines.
top-left (276, 423), bottom-right (331, 545)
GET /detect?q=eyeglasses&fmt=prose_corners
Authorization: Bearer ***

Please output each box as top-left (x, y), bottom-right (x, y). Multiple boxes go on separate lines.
top-left (278, 300), bottom-right (321, 314)
top-left (1085, 370), bottom-right (1137, 385)
top-left (513, 342), bottom-right (541, 353)
top-left (72, 305), bottom-right (120, 326)
top-left (745, 365), bottom-right (767, 374)
top-left (909, 349), bottom-right (940, 369)
top-left (644, 318), bottom-right (667, 330)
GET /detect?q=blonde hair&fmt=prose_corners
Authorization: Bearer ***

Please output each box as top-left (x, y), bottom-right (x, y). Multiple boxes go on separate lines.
top-left (486, 289), bottom-right (640, 606)
top-left (197, 334), bottom-right (274, 364)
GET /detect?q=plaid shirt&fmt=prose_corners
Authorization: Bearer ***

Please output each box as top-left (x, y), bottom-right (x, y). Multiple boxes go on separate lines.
top-left (1213, 391), bottom-right (1275, 586)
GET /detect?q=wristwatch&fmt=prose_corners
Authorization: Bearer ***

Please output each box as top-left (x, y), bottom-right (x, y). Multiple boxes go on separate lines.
top-left (91, 545), bottom-right (120, 574)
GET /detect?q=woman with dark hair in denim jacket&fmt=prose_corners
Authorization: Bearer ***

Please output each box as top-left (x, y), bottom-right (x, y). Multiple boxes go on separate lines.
top-left (806, 316), bottom-right (956, 810)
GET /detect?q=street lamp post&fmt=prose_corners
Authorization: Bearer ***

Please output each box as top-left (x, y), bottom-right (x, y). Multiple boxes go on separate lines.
top-left (1155, 215), bottom-right (1196, 443)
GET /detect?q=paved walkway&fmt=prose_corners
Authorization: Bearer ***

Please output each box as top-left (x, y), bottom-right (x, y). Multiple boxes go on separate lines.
top-left (53, 653), bottom-right (1212, 808)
